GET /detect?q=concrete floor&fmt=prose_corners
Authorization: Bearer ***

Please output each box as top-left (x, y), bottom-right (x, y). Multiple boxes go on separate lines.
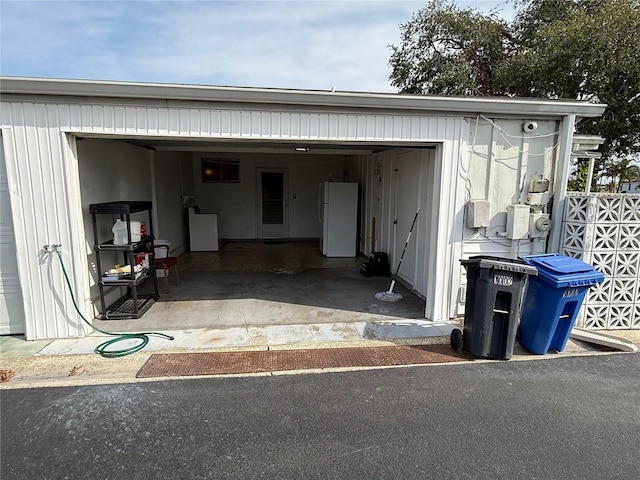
top-left (93, 240), bottom-right (430, 334)
top-left (3, 241), bottom-right (637, 360)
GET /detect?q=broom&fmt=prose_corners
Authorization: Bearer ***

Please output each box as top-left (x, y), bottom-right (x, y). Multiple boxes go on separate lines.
top-left (375, 208), bottom-right (420, 302)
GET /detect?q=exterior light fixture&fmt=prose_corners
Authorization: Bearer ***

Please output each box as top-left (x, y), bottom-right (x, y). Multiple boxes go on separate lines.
top-left (295, 147), bottom-right (310, 152)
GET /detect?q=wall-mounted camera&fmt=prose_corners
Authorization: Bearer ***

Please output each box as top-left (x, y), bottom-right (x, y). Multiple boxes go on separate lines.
top-left (523, 120), bottom-right (538, 133)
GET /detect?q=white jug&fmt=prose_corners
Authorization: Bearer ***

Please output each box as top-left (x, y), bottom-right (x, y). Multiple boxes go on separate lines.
top-left (112, 219), bottom-right (128, 245)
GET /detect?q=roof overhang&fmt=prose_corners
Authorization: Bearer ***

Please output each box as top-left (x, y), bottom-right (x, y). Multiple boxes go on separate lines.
top-left (572, 134), bottom-right (606, 151)
top-left (0, 76), bottom-right (607, 118)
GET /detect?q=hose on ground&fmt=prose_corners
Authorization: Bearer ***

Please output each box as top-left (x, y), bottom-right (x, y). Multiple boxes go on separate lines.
top-left (55, 250), bottom-right (174, 358)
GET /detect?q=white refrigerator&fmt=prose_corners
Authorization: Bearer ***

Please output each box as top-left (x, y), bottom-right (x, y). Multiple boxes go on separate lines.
top-left (319, 182), bottom-right (358, 257)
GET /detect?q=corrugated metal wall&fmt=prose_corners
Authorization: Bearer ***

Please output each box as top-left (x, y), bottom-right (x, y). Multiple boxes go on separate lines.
top-left (1, 97), bottom-right (470, 338)
top-left (348, 117), bottom-right (469, 323)
top-left (0, 132), bottom-right (26, 334)
top-left (1, 103), bottom-right (87, 339)
top-left (26, 101), bottom-right (466, 142)
top-left (455, 115), bottom-right (561, 316)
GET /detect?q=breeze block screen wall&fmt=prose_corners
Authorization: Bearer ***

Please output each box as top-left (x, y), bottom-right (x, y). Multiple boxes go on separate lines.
top-left (561, 194), bottom-right (640, 329)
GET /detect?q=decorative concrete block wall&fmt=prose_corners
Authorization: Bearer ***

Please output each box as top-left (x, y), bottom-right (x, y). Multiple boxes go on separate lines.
top-left (561, 194), bottom-right (640, 329)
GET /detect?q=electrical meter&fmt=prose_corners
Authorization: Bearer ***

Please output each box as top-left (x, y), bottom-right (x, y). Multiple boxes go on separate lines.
top-left (530, 213), bottom-right (551, 238)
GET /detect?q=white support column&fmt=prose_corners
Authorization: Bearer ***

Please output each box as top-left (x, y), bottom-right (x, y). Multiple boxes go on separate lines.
top-left (61, 132), bottom-right (91, 337)
top-left (425, 119), bottom-right (469, 322)
top-left (548, 114), bottom-right (576, 253)
top-left (585, 156), bottom-right (595, 194)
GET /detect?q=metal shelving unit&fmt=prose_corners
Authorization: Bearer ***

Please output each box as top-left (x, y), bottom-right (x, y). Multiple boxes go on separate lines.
top-left (89, 201), bottom-right (159, 320)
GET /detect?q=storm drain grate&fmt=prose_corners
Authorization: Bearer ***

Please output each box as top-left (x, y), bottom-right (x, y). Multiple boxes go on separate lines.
top-left (137, 345), bottom-right (467, 378)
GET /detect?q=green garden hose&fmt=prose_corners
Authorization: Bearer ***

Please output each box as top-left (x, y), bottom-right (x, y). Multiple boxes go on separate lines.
top-left (55, 250), bottom-right (174, 358)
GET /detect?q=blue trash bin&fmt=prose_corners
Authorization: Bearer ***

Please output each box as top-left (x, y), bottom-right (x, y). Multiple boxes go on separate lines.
top-left (519, 254), bottom-right (604, 354)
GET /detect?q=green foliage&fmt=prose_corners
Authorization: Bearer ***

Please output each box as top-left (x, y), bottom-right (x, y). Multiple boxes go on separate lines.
top-left (389, 0), bottom-right (640, 173)
top-left (389, 0), bottom-right (511, 95)
top-left (567, 158), bottom-right (592, 192)
top-left (568, 156), bottom-right (640, 192)
top-left (602, 158), bottom-right (640, 192)
top-left (498, 0), bottom-right (640, 160)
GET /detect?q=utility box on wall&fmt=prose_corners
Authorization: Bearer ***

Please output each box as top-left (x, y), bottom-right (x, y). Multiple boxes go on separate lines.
top-left (529, 178), bottom-right (550, 193)
top-left (506, 205), bottom-right (530, 239)
top-left (466, 200), bottom-right (491, 229)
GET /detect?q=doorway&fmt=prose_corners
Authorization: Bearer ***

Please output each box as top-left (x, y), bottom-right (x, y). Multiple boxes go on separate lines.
top-left (388, 148), bottom-right (437, 303)
top-left (257, 168), bottom-right (289, 239)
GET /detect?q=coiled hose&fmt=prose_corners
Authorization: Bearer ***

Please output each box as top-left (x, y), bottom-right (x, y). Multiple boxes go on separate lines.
top-left (56, 250), bottom-right (174, 358)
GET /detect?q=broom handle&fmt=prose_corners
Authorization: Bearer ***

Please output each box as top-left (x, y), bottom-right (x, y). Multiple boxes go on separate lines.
top-left (393, 209), bottom-right (420, 277)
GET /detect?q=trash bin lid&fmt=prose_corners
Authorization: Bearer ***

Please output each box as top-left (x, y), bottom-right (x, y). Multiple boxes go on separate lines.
top-left (525, 254), bottom-right (592, 275)
top-left (520, 254), bottom-right (604, 287)
top-left (461, 255), bottom-right (538, 275)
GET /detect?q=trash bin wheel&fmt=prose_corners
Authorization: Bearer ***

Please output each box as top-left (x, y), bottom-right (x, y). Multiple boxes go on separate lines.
top-left (450, 328), bottom-right (463, 350)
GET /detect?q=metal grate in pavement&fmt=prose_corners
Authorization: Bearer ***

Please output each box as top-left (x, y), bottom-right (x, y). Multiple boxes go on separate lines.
top-left (137, 344), bottom-right (467, 378)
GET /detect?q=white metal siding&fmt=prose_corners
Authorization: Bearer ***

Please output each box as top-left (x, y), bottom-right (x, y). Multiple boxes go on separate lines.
top-left (2, 100), bottom-right (466, 339)
top-left (32, 102), bottom-right (467, 143)
top-left (0, 132), bottom-right (26, 334)
top-left (1, 95), bottom-right (544, 337)
top-left (455, 116), bottom-right (563, 317)
top-left (1, 105), bottom-right (88, 340)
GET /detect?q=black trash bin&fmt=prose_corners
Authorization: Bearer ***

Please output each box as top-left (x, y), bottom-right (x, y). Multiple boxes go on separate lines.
top-left (452, 256), bottom-right (538, 360)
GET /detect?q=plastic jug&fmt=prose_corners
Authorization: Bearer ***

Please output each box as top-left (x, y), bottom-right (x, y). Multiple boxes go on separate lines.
top-left (112, 219), bottom-right (128, 245)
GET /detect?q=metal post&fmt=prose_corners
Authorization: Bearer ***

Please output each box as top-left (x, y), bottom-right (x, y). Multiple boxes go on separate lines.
top-left (549, 114), bottom-right (576, 253)
top-left (585, 157), bottom-right (595, 194)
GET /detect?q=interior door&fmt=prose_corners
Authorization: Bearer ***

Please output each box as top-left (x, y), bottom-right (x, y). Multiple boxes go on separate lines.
top-left (257, 168), bottom-right (289, 238)
top-left (393, 151), bottom-right (422, 286)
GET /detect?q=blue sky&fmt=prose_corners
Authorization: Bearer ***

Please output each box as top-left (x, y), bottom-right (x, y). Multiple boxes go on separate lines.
top-left (0, 0), bottom-right (514, 92)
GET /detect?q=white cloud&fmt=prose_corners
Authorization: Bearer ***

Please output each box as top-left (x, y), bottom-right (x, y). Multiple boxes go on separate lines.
top-left (0, 0), bottom-right (514, 91)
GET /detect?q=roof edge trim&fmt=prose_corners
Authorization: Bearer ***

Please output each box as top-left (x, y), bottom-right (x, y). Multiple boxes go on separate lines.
top-left (0, 77), bottom-right (607, 117)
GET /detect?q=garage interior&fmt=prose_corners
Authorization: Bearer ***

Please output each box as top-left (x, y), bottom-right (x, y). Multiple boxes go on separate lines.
top-left (78, 137), bottom-right (433, 336)
top-left (92, 242), bottom-right (427, 334)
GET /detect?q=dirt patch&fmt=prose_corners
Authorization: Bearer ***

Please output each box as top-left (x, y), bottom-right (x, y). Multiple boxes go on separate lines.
top-left (0, 369), bottom-right (16, 383)
top-left (68, 365), bottom-right (84, 377)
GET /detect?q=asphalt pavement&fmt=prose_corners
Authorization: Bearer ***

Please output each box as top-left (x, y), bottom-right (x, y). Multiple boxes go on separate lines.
top-left (2, 353), bottom-right (639, 479)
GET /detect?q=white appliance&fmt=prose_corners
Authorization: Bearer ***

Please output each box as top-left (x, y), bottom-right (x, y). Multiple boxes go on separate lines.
top-left (189, 207), bottom-right (219, 251)
top-left (319, 182), bottom-right (358, 257)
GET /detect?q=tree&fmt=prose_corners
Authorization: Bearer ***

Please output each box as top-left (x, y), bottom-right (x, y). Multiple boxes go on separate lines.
top-left (389, 0), bottom-right (640, 172)
top-left (389, 0), bottom-right (511, 96)
top-left (567, 158), bottom-right (593, 192)
top-left (499, 0), bottom-right (640, 160)
top-left (602, 158), bottom-right (640, 192)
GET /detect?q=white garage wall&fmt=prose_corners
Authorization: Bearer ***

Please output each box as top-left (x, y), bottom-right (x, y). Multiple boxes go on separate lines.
top-left (2, 90), bottom-right (574, 338)
top-left (0, 132), bottom-right (26, 334)
top-left (4, 99), bottom-right (472, 339)
top-left (392, 149), bottom-right (437, 296)
top-left (456, 116), bottom-right (561, 316)
top-left (78, 139), bottom-right (153, 244)
top-left (181, 155), bottom-right (195, 197)
top-left (153, 151), bottom-right (188, 254)
top-left (191, 153), bottom-right (345, 239)
top-left (1, 103), bottom-right (88, 339)
top-left (351, 149), bottom-right (431, 285)
top-left (77, 139), bottom-right (153, 314)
